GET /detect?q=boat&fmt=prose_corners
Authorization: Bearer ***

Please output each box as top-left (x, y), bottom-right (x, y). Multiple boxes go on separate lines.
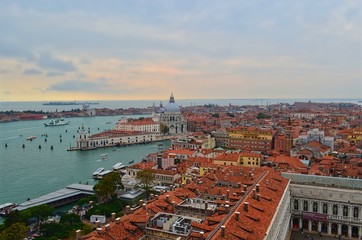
top-left (112, 162), bottom-right (126, 171)
top-left (44, 118), bottom-right (70, 127)
top-left (93, 170), bottom-right (112, 180)
top-left (0, 203), bottom-right (17, 216)
top-left (92, 167), bottom-right (105, 178)
top-left (105, 122), bottom-right (112, 124)
top-left (100, 153), bottom-right (108, 160)
top-left (26, 136), bottom-right (36, 141)
top-left (128, 160), bottom-right (134, 164)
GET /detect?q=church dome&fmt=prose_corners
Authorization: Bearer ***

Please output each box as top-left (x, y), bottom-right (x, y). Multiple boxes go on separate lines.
top-left (164, 93), bottom-right (180, 113)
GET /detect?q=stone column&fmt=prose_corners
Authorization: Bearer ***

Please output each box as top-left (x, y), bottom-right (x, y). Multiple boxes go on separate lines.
top-left (318, 222), bottom-right (322, 232)
top-left (348, 225), bottom-right (352, 238)
top-left (308, 220), bottom-right (312, 232)
top-left (327, 223), bottom-right (331, 235)
top-left (338, 205), bottom-right (342, 216)
top-left (299, 218), bottom-right (303, 229)
top-left (338, 224), bottom-right (342, 236)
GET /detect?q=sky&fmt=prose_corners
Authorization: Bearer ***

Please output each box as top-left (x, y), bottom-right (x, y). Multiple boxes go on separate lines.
top-left (0, 0), bottom-right (361, 101)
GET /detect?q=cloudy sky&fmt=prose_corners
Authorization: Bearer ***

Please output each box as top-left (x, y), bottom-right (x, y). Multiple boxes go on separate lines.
top-left (0, 1), bottom-right (360, 101)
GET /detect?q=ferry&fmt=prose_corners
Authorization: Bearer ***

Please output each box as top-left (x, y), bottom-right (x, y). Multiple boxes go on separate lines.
top-left (93, 170), bottom-right (112, 180)
top-left (44, 118), bottom-right (70, 127)
top-left (26, 136), bottom-right (37, 141)
top-left (92, 167), bottom-right (104, 178)
top-left (112, 162), bottom-right (126, 171)
top-left (100, 153), bottom-right (108, 160)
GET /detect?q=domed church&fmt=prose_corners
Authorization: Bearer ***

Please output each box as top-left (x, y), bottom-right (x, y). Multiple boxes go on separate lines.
top-left (152, 93), bottom-right (187, 135)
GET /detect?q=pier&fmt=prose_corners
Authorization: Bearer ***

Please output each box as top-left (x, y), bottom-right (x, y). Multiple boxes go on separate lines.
top-left (15, 184), bottom-right (94, 211)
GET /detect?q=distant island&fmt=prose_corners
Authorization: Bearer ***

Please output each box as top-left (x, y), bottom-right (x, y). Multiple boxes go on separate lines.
top-left (42, 101), bottom-right (99, 106)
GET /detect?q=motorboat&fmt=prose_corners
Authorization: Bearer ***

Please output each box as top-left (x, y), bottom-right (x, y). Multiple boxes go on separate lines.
top-left (26, 136), bottom-right (36, 141)
top-left (92, 167), bottom-right (104, 178)
top-left (112, 162), bottom-right (126, 171)
top-left (44, 118), bottom-right (70, 127)
top-left (100, 153), bottom-right (108, 160)
top-left (128, 160), bottom-right (134, 164)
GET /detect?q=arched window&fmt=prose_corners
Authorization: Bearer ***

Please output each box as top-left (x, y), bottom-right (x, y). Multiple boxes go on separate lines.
top-left (353, 207), bottom-right (359, 218)
top-left (294, 200), bottom-right (299, 210)
top-left (323, 203), bottom-right (328, 214)
top-left (343, 206), bottom-right (348, 217)
top-left (313, 202), bottom-right (318, 212)
top-left (333, 205), bottom-right (338, 215)
top-left (303, 201), bottom-right (308, 211)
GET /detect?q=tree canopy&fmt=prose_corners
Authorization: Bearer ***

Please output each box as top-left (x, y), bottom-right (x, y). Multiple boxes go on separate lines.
top-left (0, 223), bottom-right (28, 240)
top-left (136, 170), bottom-right (155, 191)
top-left (93, 172), bottom-right (123, 203)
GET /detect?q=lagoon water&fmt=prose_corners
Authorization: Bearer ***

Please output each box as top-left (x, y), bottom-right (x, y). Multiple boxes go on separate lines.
top-left (0, 114), bottom-right (170, 206)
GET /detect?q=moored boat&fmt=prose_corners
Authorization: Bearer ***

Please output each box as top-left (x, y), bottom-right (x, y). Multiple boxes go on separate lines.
top-left (93, 170), bottom-right (112, 179)
top-left (112, 162), bottom-right (126, 171)
top-left (92, 167), bottom-right (104, 178)
top-left (0, 203), bottom-right (17, 216)
top-left (100, 153), bottom-right (108, 160)
top-left (26, 136), bottom-right (36, 141)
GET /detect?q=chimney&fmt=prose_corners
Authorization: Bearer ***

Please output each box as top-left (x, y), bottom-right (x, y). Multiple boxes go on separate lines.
top-left (142, 203), bottom-right (147, 210)
top-left (244, 202), bottom-right (249, 212)
top-left (166, 195), bottom-right (170, 202)
top-left (218, 188), bottom-right (221, 195)
top-left (204, 202), bottom-right (208, 211)
top-left (225, 204), bottom-right (230, 212)
top-left (241, 191), bottom-right (245, 196)
top-left (126, 205), bottom-right (131, 214)
top-left (139, 199), bottom-right (144, 207)
top-left (251, 174), bottom-right (254, 180)
top-left (160, 189), bottom-right (165, 194)
top-left (249, 171), bottom-right (252, 177)
top-left (196, 188), bottom-right (200, 195)
top-left (243, 185), bottom-right (247, 191)
top-left (252, 189), bottom-right (256, 199)
top-left (96, 228), bottom-right (102, 234)
top-left (116, 217), bottom-right (121, 224)
top-left (155, 194), bottom-right (159, 199)
top-left (105, 224), bottom-right (110, 231)
top-left (257, 194), bottom-right (261, 201)
top-left (150, 193), bottom-right (154, 199)
top-left (200, 231), bottom-right (205, 240)
top-left (237, 182), bottom-right (242, 188)
top-left (75, 230), bottom-right (81, 240)
top-left (226, 190), bottom-right (230, 199)
top-left (235, 211), bottom-right (240, 221)
top-left (96, 220), bottom-right (101, 228)
top-left (111, 212), bottom-right (116, 222)
top-left (204, 187), bottom-right (208, 193)
top-left (221, 225), bottom-right (226, 237)
top-left (233, 192), bottom-right (237, 197)
top-left (256, 184), bottom-right (260, 192)
top-left (171, 201), bottom-right (176, 213)
top-left (266, 179), bottom-right (269, 185)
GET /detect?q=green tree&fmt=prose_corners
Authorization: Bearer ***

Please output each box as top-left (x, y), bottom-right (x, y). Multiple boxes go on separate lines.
top-left (0, 223), bottom-right (28, 240)
top-left (211, 113), bottom-right (219, 118)
top-left (136, 170), bottom-right (155, 191)
top-left (93, 172), bottom-right (123, 203)
top-left (160, 123), bottom-right (169, 135)
top-left (256, 112), bottom-right (270, 119)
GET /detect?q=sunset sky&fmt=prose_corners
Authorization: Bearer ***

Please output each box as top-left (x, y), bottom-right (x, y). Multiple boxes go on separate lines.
top-left (0, 1), bottom-right (360, 101)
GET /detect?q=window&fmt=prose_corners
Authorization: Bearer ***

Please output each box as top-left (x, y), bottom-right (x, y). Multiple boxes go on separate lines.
top-left (313, 202), bottom-right (318, 212)
top-left (353, 207), bottom-right (359, 218)
top-left (333, 205), bottom-right (338, 215)
top-left (323, 203), bottom-right (328, 214)
top-left (294, 200), bottom-right (299, 210)
top-left (303, 201), bottom-right (308, 211)
top-left (343, 206), bottom-right (348, 217)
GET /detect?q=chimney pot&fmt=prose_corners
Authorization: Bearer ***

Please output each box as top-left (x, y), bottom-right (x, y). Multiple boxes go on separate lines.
top-left (96, 227), bottom-right (102, 233)
top-left (243, 185), bottom-right (247, 191)
top-left (244, 202), bottom-right (249, 212)
top-left (218, 188), bottom-right (221, 195)
top-left (116, 217), bottom-right (121, 224)
top-left (200, 231), bottom-right (205, 240)
top-left (105, 224), bottom-right (110, 231)
top-left (256, 184), bottom-right (260, 192)
top-left (96, 220), bottom-right (101, 227)
top-left (166, 195), bottom-right (170, 202)
top-left (111, 212), bottom-right (116, 221)
top-left (252, 189), bottom-right (256, 199)
top-left (221, 225), bottom-right (226, 237)
top-left (257, 194), bottom-right (261, 201)
top-left (235, 211), bottom-right (240, 221)
top-left (142, 203), bottom-right (147, 209)
top-left (150, 193), bottom-right (154, 199)
top-left (126, 205), bottom-right (131, 214)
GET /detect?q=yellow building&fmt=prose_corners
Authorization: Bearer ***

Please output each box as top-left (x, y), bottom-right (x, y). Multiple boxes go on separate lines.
top-left (228, 126), bottom-right (273, 152)
top-left (349, 128), bottom-right (362, 143)
top-left (213, 152), bottom-right (262, 167)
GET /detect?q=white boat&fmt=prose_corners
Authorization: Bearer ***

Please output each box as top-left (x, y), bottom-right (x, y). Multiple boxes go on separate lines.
top-left (0, 203), bottom-right (17, 216)
top-left (112, 162), bottom-right (126, 171)
top-left (100, 153), bottom-right (108, 160)
top-left (44, 118), bottom-right (70, 127)
top-left (93, 170), bottom-right (112, 179)
top-left (26, 136), bottom-right (37, 141)
top-left (92, 167), bottom-right (104, 177)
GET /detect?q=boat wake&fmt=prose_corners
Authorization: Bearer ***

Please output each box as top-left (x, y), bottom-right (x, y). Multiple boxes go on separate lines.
top-left (0, 136), bottom-right (21, 141)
